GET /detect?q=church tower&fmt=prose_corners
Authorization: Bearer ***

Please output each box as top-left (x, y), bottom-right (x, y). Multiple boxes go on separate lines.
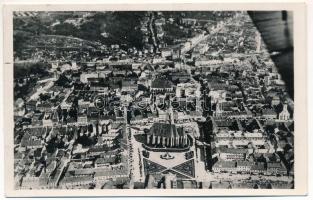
top-left (214, 101), bottom-right (223, 117)
top-left (255, 31), bottom-right (262, 53)
top-left (168, 104), bottom-right (175, 124)
top-left (279, 103), bottom-right (290, 121)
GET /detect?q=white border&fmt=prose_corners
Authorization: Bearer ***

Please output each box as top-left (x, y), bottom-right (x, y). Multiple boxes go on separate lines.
top-left (2, 1), bottom-right (308, 197)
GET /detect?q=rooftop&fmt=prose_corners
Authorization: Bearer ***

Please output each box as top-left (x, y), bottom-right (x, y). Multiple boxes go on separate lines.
top-left (148, 123), bottom-right (185, 138)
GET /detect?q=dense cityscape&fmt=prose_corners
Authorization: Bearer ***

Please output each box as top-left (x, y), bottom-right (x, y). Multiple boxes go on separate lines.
top-left (13, 11), bottom-right (294, 189)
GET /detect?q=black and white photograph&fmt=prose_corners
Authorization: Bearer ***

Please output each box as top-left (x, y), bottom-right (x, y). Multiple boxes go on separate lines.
top-left (3, 2), bottom-right (308, 197)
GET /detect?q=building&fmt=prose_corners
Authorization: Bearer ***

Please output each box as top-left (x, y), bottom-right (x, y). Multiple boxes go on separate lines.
top-left (151, 78), bottom-right (174, 93)
top-left (175, 83), bottom-right (201, 98)
top-left (146, 123), bottom-right (189, 148)
top-left (36, 102), bottom-right (53, 112)
top-left (20, 135), bottom-right (42, 150)
top-left (160, 48), bottom-right (173, 58)
top-left (212, 161), bottom-right (236, 173)
top-left (20, 174), bottom-right (41, 189)
top-left (94, 169), bottom-right (128, 184)
top-left (266, 162), bottom-right (288, 176)
top-left (14, 98), bottom-right (25, 116)
top-left (217, 147), bottom-right (248, 161)
top-left (25, 100), bottom-right (37, 112)
top-left (15, 98), bottom-right (25, 108)
top-left (194, 55), bottom-right (230, 67)
top-left (77, 114), bottom-right (87, 124)
top-left (278, 104), bottom-right (290, 121)
top-left (95, 156), bottom-right (116, 168)
top-left (42, 111), bottom-right (54, 126)
top-left (80, 72), bottom-right (98, 83)
top-left (262, 109), bottom-right (277, 119)
top-left (250, 162), bottom-right (266, 175)
top-left (60, 175), bottom-right (94, 188)
top-left (121, 80), bottom-right (138, 92)
top-left (236, 161), bottom-right (254, 173)
top-left (271, 96), bottom-right (280, 107)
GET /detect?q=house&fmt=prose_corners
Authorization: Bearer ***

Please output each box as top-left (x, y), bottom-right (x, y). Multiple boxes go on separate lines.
top-left (170, 71), bottom-right (191, 83)
top-left (194, 55), bottom-right (224, 67)
top-left (45, 160), bottom-right (57, 173)
top-left (151, 78), bottom-right (174, 93)
top-left (90, 81), bottom-right (109, 92)
top-left (80, 72), bottom-right (98, 83)
top-left (266, 162), bottom-right (288, 176)
top-left (36, 102), bottom-right (53, 112)
top-left (250, 162), bottom-right (266, 175)
top-left (15, 98), bottom-right (25, 108)
top-left (26, 100), bottom-right (37, 112)
top-left (20, 133), bottom-right (42, 150)
top-left (87, 145), bottom-right (112, 157)
top-left (160, 48), bottom-right (173, 58)
top-left (95, 156), bottom-right (116, 168)
top-left (121, 80), bottom-right (138, 92)
top-left (112, 69), bottom-right (127, 77)
top-left (236, 161), bottom-right (254, 173)
top-left (77, 108), bottom-right (88, 125)
top-left (60, 101), bottom-right (72, 110)
top-left (20, 174), bottom-right (40, 189)
top-left (60, 175), bottom-right (94, 188)
top-left (94, 168), bottom-right (128, 184)
top-left (175, 82), bottom-right (201, 98)
top-left (37, 173), bottom-right (50, 189)
top-left (155, 18), bottom-right (165, 26)
top-left (217, 147), bottom-right (248, 161)
top-left (271, 96), bottom-right (280, 107)
top-left (212, 161), bottom-right (236, 173)
top-left (262, 109), bottom-right (277, 119)
top-left (210, 181), bottom-right (232, 189)
top-left (42, 111), bottom-right (54, 126)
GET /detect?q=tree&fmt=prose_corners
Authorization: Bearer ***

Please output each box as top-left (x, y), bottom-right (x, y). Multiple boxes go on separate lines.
top-left (88, 124), bottom-right (93, 133)
top-left (55, 74), bottom-right (71, 87)
top-left (62, 109), bottom-right (68, 121)
top-left (68, 107), bottom-right (77, 119)
top-left (53, 23), bottom-right (79, 37)
top-left (57, 106), bottom-right (63, 121)
top-left (39, 93), bottom-right (50, 101)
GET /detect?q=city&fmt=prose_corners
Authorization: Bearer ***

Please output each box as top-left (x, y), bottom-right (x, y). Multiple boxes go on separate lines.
top-left (13, 11), bottom-right (294, 189)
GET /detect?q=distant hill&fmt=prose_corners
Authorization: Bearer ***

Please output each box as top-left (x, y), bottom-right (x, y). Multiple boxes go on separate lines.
top-left (13, 11), bottom-right (146, 57)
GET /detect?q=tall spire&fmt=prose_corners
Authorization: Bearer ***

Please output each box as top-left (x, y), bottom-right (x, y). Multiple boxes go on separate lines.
top-left (168, 102), bottom-right (174, 124)
top-left (255, 31), bottom-right (261, 53)
top-left (283, 103), bottom-right (288, 112)
top-left (214, 100), bottom-right (223, 117)
top-left (216, 100), bottom-right (222, 112)
top-left (279, 103), bottom-right (290, 121)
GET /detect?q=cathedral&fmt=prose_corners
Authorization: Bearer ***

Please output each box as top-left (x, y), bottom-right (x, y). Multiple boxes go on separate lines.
top-left (146, 106), bottom-right (189, 148)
